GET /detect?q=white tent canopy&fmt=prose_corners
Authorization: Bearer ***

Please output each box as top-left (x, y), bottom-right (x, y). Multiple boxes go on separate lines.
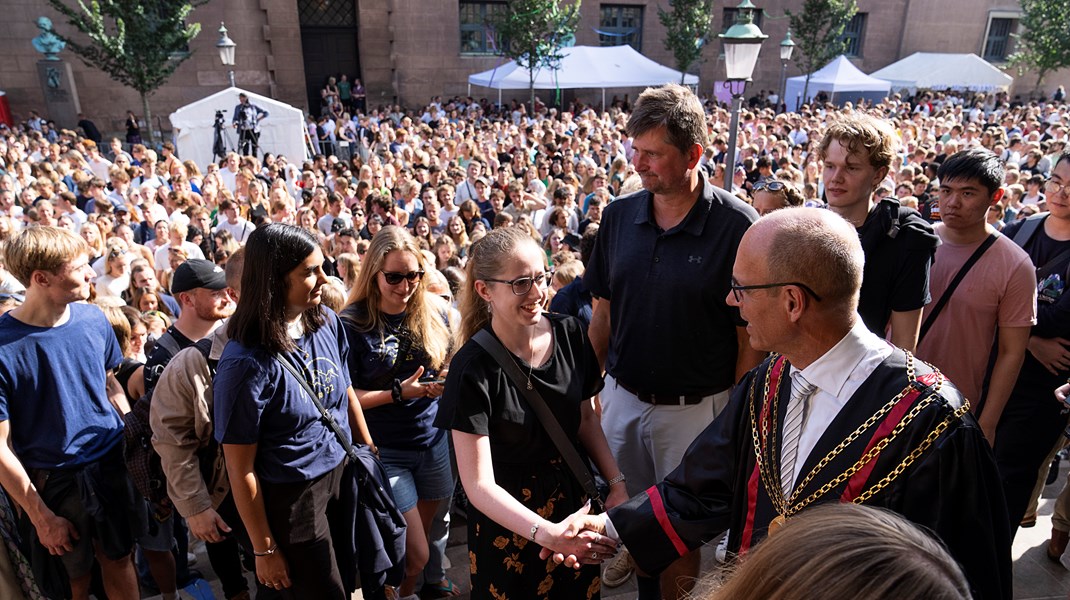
top-left (784, 55), bottom-right (891, 108)
top-left (870, 53), bottom-right (1013, 94)
top-left (169, 87), bottom-right (308, 172)
top-left (468, 45), bottom-right (698, 105)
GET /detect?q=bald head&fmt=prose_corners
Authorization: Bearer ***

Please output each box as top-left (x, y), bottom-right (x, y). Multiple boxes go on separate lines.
top-left (745, 208), bottom-right (864, 311)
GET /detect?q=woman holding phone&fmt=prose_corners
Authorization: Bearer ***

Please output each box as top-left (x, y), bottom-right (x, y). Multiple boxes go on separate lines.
top-left (341, 226), bottom-right (456, 599)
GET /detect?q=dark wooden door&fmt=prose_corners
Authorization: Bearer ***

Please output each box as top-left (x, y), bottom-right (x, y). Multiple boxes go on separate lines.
top-left (298, 0), bottom-right (360, 116)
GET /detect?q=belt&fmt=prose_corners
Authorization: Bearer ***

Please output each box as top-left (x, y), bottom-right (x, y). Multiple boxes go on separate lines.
top-left (615, 379), bottom-right (723, 406)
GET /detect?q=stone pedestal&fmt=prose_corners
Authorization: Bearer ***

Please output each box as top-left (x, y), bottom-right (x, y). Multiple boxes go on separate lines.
top-left (36, 60), bottom-right (81, 129)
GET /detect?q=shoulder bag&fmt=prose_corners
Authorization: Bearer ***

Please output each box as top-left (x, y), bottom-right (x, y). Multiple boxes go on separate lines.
top-left (472, 329), bottom-right (605, 512)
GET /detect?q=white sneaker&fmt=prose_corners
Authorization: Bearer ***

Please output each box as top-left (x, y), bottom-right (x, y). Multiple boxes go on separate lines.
top-left (715, 530), bottom-right (730, 564)
top-left (602, 547), bottom-right (634, 588)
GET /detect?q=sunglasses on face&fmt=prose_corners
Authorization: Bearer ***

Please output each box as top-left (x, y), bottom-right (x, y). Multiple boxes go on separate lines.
top-left (753, 180), bottom-right (787, 193)
top-left (381, 270), bottom-right (424, 285)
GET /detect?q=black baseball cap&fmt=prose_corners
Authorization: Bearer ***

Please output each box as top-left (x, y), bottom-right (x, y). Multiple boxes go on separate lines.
top-left (171, 259), bottom-right (227, 294)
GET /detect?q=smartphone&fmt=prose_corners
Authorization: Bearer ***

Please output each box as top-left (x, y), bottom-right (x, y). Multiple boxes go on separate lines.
top-left (419, 376), bottom-right (445, 385)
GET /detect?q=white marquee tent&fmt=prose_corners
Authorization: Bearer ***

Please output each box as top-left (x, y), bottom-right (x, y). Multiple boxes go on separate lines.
top-left (870, 53), bottom-right (1013, 94)
top-left (468, 45), bottom-right (699, 106)
top-left (784, 55), bottom-right (891, 108)
top-left (169, 87), bottom-right (308, 171)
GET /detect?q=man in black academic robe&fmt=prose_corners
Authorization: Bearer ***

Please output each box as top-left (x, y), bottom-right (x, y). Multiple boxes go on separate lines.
top-left (557, 208), bottom-right (1011, 600)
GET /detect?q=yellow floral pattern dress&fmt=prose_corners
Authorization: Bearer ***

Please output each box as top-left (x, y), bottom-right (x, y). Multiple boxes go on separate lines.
top-left (438, 315), bottom-right (603, 600)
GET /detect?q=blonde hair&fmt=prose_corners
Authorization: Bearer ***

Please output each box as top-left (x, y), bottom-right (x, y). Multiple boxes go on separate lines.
top-left (458, 226), bottom-right (542, 344)
top-left (343, 226), bottom-right (451, 369)
top-left (704, 503), bottom-right (971, 600)
top-left (5, 226), bottom-right (90, 286)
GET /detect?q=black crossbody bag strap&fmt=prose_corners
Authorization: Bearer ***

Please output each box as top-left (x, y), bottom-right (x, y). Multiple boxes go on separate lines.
top-left (918, 233), bottom-right (999, 343)
top-left (472, 329), bottom-right (605, 512)
top-left (274, 354), bottom-right (357, 461)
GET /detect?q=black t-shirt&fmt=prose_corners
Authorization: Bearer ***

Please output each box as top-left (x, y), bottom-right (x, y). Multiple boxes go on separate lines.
top-left (436, 314), bottom-right (603, 466)
top-left (1003, 216), bottom-right (1070, 389)
top-left (856, 199), bottom-right (938, 338)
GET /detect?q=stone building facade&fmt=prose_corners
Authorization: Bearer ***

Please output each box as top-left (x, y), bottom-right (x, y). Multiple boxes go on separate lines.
top-left (0, 0), bottom-right (1061, 134)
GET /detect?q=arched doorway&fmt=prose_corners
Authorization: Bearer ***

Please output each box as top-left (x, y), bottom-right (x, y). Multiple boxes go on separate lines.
top-left (299, 0), bottom-right (361, 116)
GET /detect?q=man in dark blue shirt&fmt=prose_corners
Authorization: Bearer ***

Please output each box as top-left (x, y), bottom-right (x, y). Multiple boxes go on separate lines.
top-left (584, 84), bottom-right (762, 599)
top-left (0, 227), bottom-right (140, 599)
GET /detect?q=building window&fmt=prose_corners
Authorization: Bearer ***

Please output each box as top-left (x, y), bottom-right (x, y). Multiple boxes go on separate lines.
top-left (460, 1), bottom-right (506, 54)
top-left (721, 7), bottom-right (763, 33)
top-left (983, 16), bottom-right (1018, 62)
top-left (298, 0), bottom-right (356, 27)
top-left (599, 5), bottom-right (643, 51)
top-left (839, 13), bottom-right (866, 58)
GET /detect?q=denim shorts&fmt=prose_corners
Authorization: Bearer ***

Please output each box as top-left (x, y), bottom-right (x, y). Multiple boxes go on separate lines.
top-left (377, 432), bottom-right (454, 513)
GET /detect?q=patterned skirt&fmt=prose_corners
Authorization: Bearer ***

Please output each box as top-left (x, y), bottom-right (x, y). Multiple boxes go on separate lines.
top-left (467, 457), bottom-right (600, 600)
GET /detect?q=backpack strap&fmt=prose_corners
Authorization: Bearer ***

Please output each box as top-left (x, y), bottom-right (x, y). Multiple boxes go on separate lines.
top-left (192, 337), bottom-right (218, 378)
top-left (1012, 213), bottom-right (1047, 248)
top-left (154, 331), bottom-right (181, 357)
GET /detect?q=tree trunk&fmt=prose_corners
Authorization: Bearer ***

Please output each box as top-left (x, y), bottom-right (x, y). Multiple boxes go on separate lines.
top-left (530, 72), bottom-right (536, 115)
top-left (802, 74), bottom-right (812, 109)
top-left (140, 92), bottom-right (155, 147)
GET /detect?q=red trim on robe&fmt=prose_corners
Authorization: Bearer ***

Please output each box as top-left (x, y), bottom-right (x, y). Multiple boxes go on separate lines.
top-left (840, 371), bottom-right (941, 501)
top-left (740, 355), bottom-right (788, 554)
top-left (647, 486), bottom-right (689, 557)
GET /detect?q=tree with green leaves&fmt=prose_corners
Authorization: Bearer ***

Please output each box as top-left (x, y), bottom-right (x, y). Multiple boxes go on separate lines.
top-left (785, 0), bottom-right (857, 106)
top-left (44, 0), bottom-right (207, 144)
top-left (1009, 0), bottom-right (1070, 94)
top-left (658, 0), bottom-right (715, 84)
top-left (492, 0), bottom-right (581, 112)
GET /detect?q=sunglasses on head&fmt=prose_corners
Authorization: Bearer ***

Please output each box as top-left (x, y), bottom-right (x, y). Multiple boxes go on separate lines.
top-left (381, 270), bottom-right (424, 285)
top-left (753, 180), bottom-right (787, 193)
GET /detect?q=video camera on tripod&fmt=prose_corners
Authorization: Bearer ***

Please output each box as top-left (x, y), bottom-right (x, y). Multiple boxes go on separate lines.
top-left (212, 108), bottom-right (230, 161)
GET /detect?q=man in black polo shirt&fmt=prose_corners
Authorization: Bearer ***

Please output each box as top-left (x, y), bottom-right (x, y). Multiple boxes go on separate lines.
top-left (584, 84), bottom-right (762, 600)
top-left (818, 112), bottom-right (938, 352)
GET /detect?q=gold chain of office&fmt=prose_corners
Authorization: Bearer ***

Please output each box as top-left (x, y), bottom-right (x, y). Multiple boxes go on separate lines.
top-left (747, 352), bottom-right (970, 533)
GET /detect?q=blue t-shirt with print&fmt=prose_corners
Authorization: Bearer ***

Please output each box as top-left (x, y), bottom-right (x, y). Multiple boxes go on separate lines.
top-left (0, 302), bottom-right (124, 469)
top-left (213, 308), bottom-right (353, 484)
top-left (340, 303), bottom-right (444, 451)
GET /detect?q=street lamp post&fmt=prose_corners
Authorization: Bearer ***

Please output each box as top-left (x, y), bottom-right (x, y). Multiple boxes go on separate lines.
top-left (216, 22), bottom-right (236, 88)
top-left (719, 0), bottom-right (767, 190)
top-left (778, 31), bottom-right (795, 114)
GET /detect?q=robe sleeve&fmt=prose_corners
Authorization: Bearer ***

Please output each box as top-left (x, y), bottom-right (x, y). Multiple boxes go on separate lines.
top-left (889, 412), bottom-right (1012, 600)
top-left (607, 374), bottom-right (750, 574)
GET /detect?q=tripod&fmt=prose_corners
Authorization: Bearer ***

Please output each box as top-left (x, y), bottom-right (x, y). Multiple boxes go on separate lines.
top-left (212, 111), bottom-right (232, 162)
top-left (237, 127), bottom-right (260, 158)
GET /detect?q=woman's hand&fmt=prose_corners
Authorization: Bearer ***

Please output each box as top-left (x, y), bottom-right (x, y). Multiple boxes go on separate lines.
top-left (534, 502), bottom-right (618, 569)
top-left (255, 549), bottom-right (291, 590)
top-left (605, 484), bottom-right (630, 510)
top-left (399, 367), bottom-right (426, 400)
top-left (1056, 383), bottom-right (1070, 408)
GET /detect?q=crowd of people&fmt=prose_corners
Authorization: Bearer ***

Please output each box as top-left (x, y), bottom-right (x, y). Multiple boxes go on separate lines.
top-left (0, 78), bottom-right (1069, 600)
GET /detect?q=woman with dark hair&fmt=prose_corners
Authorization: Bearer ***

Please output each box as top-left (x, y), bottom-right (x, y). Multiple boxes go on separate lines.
top-left (214, 223), bottom-right (374, 598)
top-left (436, 226), bottom-right (625, 599)
top-left (341, 226), bottom-right (456, 600)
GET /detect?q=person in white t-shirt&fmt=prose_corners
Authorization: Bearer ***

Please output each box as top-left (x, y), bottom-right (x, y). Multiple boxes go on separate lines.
top-left (212, 199), bottom-right (253, 244)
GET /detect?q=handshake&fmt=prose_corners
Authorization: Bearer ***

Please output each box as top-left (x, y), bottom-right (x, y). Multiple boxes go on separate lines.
top-left (535, 501), bottom-right (621, 569)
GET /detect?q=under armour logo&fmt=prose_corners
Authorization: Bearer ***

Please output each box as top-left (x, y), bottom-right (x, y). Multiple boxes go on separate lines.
top-left (689, 255), bottom-right (703, 264)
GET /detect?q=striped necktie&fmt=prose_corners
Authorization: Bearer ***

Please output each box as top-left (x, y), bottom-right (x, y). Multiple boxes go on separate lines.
top-left (781, 372), bottom-right (817, 496)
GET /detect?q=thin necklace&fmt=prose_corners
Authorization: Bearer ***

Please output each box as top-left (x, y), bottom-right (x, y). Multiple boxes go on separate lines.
top-left (507, 320), bottom-right (539, 390)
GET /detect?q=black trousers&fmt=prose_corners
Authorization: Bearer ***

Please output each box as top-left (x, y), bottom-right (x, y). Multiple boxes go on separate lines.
top-left (995, 382), bottom-right (1069, 535)
top-left (238, 129), bottom-right (260, 158)
top-left (260, 462), bottom-right (346, 600)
